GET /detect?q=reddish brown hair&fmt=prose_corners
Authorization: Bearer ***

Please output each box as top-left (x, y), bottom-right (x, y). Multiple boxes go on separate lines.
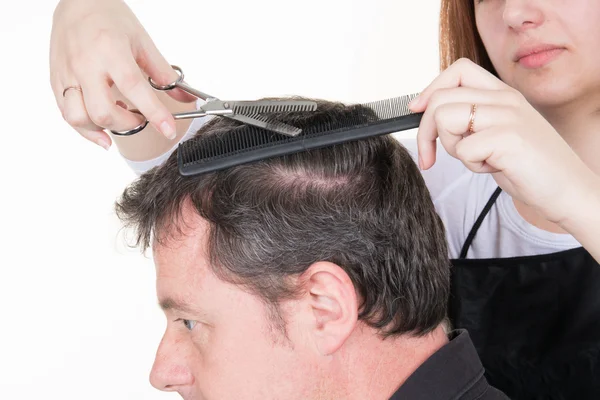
top-left (439, 0), bottom-right (497, 75)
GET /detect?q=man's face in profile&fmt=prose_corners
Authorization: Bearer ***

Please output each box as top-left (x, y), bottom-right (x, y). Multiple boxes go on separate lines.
top-left (149, 210), bottom-right (320, 400)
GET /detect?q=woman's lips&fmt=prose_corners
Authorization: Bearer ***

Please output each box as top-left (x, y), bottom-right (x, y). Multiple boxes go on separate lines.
top-left (516, 47), bottom-right (565, 69)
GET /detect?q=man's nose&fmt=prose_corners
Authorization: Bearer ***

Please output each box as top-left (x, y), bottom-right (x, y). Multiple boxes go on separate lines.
top-left (149, 334), bottom-right (195, 391)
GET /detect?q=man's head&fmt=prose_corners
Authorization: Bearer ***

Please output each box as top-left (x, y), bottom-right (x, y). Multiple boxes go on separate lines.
top-left (116, 99), bottom-right (450, 400)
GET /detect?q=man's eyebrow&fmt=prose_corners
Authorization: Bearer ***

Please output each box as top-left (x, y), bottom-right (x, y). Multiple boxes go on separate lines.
top-left (158, 297), bottom-right (199, 314)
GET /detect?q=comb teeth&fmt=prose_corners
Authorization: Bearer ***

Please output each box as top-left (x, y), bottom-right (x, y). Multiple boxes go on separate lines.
top-left (364, 92), bottom-right (418, 119)
top-left (248, 114), bottom-right (302, 136)
top-left (178, 94), bottom-right (422, 176)
top-left (232, 100), bottom-right (318, 115)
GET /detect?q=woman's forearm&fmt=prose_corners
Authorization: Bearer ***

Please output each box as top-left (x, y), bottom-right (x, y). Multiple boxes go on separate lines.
top-left (560, 177), bottom-right (600, 263)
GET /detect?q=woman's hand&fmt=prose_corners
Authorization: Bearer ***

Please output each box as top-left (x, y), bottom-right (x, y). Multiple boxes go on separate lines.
top-left (50, 0), bottom-right (195, 150)
top-left (409, 58), bottom-right (599, 227)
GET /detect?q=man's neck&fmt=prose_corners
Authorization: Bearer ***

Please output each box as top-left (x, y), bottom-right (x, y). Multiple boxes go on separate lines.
top-left (322, 325), bottom-right (449, 400)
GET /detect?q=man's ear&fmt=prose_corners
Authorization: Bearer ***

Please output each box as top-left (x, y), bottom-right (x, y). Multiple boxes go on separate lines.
top-left (301, 261), bottom-right (359, 356)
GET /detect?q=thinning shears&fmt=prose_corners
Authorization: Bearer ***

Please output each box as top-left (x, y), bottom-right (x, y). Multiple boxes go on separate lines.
top-left (110, 65), bottom-right (317, 137)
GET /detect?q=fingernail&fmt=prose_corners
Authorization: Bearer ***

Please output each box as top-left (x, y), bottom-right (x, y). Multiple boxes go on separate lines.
top-left (418, 155), bottom-right (423, 170)
top-left (96, 139), bottom-right (111, 151)
top-left (409, 95), bottom-right (420, 109)
top-left (160, 121), bottom-right (176, 140)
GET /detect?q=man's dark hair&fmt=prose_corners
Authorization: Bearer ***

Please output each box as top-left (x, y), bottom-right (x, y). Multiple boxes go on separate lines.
top-left (115, 98), bottom-right (450, 337)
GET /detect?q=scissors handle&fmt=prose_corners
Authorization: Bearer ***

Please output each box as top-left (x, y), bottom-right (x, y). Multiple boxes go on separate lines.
top-left (172, 81), bottom-right (214, 102)
top-left (111, 65), bottom-right (311, 136)
top-left (148, 65), bottom-right (213, 101)
top-left (109, 108), bottom-right (233, 136)
top-left (109, 110), bottom-right (149, 136)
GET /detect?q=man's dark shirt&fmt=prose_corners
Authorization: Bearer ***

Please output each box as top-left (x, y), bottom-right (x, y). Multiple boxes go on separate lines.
top-left (389, 330), bottom-right (509, 400)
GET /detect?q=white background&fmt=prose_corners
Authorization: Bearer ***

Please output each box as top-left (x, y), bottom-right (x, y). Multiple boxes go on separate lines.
top-left (0, 0), bottom-right (440, 398)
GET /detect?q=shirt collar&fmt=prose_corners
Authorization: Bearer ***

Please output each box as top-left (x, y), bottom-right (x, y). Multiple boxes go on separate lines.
top-left (389, 329), bottom-right (485, 400)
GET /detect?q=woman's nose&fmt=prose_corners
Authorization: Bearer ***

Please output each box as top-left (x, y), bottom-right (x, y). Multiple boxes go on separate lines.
top-left (503, 0), bottom-right (545, 32)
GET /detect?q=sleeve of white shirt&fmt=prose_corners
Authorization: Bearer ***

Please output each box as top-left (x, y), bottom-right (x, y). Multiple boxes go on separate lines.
top-left (397, 137), bottom-right (468, 201)
top-left (123, 100), bottom-right (214, 176)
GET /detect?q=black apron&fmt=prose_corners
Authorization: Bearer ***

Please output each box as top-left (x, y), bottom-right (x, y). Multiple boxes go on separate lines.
top-left (449, 187), bottom-right (600, 400)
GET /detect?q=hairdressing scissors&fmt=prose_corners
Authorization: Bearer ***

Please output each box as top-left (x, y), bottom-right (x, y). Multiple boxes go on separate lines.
top-left (110, 65), bottom-right (317, 137)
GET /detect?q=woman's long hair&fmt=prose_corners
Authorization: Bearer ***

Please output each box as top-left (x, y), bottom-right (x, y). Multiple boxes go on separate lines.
top-left (439, 0), bottom-right (497, 75)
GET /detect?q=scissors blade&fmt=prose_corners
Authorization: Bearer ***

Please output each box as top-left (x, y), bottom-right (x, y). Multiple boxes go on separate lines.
top-left (172, 109), bottom-right (231, 120)
top-left (172, 104), bottom-right (301, 136)
top-left (231, 100), bottom-right (318, 115)
top-left (227, 114), bottom-right (302, 137)
top-left (178, 98), bottom-right (316, 136)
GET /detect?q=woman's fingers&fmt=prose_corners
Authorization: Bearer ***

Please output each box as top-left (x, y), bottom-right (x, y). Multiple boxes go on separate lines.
top-left (410, 58), bottom-right (509, 168)
top-left (51, 0), bottom-right (185, 142)
top-left (423, 101), bottom-right (518, 172)
top-left (136, 37), bottom-right (197, 104)
top-left (61, 88), bottom-right (136, 150)
top-left (107, 46), bottom-right (177, 138)
top-left (74, 127), bottom-right (113, 151)
top-left (410, 58), bottom-right (507, 113)
top-left (61, 86), bottom-right (112, 149)
top-left (454, 127), bottom-right (504, 174)
top-left (62, 91), bottom-right (113, 149)
top-left (62, 87), bottom-right (103, 132)
top-left (436, 103), bottom-right (515, 138)
top-left (416, 86), bottom-right (519, 169)
top-left (76, 73), bottom-right (147, 134)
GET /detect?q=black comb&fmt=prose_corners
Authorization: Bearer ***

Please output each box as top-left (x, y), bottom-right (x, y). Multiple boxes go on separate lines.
top-left (177, 94), bottom-right (422, 177)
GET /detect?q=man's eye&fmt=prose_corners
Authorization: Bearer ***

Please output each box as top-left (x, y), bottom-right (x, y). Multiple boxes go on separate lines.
top-left (176, 319), bottom-right (197, 331)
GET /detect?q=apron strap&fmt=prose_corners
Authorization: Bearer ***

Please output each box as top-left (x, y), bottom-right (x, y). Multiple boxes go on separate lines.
top-left (458, 186), bottom-right (503, 259)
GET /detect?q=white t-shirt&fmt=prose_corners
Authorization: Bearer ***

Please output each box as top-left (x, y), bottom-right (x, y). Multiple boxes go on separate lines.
top-left (401, 139), bottom-right (581, 259)
top-left (124, 117), bottom-right (581, 259)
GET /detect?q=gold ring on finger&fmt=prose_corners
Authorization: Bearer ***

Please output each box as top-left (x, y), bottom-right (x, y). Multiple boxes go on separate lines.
top-left (62, 86), bottom-right (83, 97)
top-left (467, 103), bottom-right (477, 134)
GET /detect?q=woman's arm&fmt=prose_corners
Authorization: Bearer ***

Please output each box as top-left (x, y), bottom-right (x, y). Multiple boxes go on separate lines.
top-left (411, 58), bottom-right (600, 263)
top-left (560, 177), bottom-right (600, 262)
top-left (51, 0), bottom-right (195, 150)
